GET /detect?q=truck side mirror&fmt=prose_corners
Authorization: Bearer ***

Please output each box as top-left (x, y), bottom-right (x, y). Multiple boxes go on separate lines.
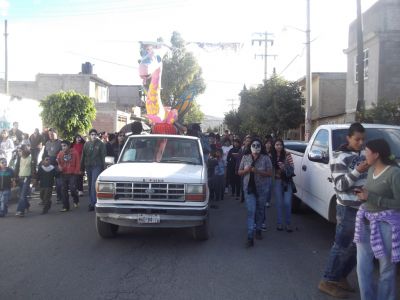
top-left (308, 150), bottom-right (329, 164)
top-left (105, 156), bottom-right (115, 167)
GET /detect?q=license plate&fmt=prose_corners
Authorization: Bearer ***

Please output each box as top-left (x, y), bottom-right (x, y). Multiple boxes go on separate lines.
top-left (137, 214), bottom-right (161, 224)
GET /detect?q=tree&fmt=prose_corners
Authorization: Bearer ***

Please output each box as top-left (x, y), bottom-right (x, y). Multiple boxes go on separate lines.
top-left (364, 98), bottom-right (400, 125)
top-left (161, 31), bottom-right (206, 121)
top-left (40, 91), bottom-right (96, 140)
top-left (183, 101), bottom-right (204, 124)
top-left (224, 110), bottom-right (241, 135)
top-left (228, 75), bottom-right (304, 137)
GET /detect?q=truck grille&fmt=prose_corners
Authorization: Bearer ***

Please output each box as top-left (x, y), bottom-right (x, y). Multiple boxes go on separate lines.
top-left (115, 182), bottom-right (185, 201)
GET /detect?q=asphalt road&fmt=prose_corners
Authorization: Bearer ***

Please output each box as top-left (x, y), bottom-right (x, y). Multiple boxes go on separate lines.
top-left (1, 192), bottom-right (398, 300)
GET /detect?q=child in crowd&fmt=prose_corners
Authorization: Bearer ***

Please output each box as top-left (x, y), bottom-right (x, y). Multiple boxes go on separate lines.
top-left (213, 148), bottom-right (225, 201)
top-left (36, 156), bottom-right (58, 214)
top-left (0, 158), bottom-right (14, 217)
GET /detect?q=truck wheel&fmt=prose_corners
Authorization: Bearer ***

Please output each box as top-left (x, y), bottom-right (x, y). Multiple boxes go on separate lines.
top-left (96, 217), bottom-right (119, 238)
top-left (193, 216), bottom-right (209, 241)
top-left (292, 196), bottom-right (302, 213)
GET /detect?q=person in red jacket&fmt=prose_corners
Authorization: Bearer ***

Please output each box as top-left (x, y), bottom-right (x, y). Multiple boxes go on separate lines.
top-left (71, 134), bottom-right (85, 196)
top-left (57, 140), bottom-right (80, 212)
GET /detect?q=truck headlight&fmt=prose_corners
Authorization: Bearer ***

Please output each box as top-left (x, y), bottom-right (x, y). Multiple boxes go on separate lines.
top-left (96, 182), bottom-right (115, 199)
top-left (185, 184), bottom-right (205, 201)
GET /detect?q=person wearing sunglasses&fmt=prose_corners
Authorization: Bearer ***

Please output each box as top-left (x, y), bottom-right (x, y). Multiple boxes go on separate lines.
top-left (238, 137), bottom-right (273, 247)
top-left (80, 129), bottom-right (106, 211)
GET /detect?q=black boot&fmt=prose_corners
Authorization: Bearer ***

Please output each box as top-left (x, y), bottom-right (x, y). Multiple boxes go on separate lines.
top-left (246, 238), bottom-right (254, 248)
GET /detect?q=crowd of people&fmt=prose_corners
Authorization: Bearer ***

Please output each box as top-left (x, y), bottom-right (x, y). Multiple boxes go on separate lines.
top-left (0, 121), bottom-right (399, 299)
top-left (0, 122), bottom-right (132, 217)
top-left (192, 123), bottom-right (399, 300)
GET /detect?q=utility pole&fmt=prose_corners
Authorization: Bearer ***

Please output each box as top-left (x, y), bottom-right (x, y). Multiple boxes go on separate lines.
top-left (226, 99), bottom-right (237, 111)
top-left (304, 0), bottom-right (312, 142)
top-left (252, 32), bottom-right (276, 81)
top-left (356, 0), bottom-right (364, 122)
top-left (4, 19), bottom-right (8, 95)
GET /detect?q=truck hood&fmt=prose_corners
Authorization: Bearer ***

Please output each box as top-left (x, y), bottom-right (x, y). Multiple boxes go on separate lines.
top-left (98, 162), bottom-right (204, 183)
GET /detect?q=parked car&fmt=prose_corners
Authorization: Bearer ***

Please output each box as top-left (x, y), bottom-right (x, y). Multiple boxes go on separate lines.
top-left (286, 124), bottom-right (400, 222)
top-left (95, 134), bottom-right (209, 240)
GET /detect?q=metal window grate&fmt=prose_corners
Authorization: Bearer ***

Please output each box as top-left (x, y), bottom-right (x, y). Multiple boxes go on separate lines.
top-left (115, 182), bottom-right (185, 201)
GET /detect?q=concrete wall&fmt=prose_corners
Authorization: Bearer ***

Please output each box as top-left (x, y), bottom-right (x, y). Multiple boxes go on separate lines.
top-left (346, 0), bottom-right (400, 119)
top-left (91, 102), bottom-right (130, 133)
top-left (0, 74), bottom-right (110, 103)
top-left (109, 85), bottom-right (141, 111)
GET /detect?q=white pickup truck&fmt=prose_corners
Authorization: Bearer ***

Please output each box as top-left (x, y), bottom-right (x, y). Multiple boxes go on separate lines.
top-left (286, 124), bottom-right (400, 222)
top-left (95, 134), bottom-right (209, 240)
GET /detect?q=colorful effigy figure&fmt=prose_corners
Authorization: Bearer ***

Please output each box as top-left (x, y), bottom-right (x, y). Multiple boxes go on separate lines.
top-left (138, 42), bottom-right (177, 126)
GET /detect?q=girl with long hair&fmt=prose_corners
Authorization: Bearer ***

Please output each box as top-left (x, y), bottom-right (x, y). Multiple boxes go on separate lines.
top-left (272, 139), bottom-right (295, 232)
top-left (354, 138), bottom-right (400, 300)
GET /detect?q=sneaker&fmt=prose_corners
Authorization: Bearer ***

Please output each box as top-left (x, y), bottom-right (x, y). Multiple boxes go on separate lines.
top-left (88, 205), bottom-right (95, 212)
top-left (261, 224), bottom-right (267, 231)
top-left (335, 278), bottom-right (356, 293)
top-left (276, 224), bottom-right (283, 231)
top-left (59, 208), bottom-right (69, 212)
top-left (265, 202), bottom-right (271, 208)
top-left (15, 211), bottom-right (24, 217)
top-left (318, 280), bottom-right (349, 298)
top-left (73, 203), bottom-right (79, 208)
top-left (286, 225), bottom-right (293, 233)
top-left (255, 230), bottom-right (263, 240)
top-left (246, 239), bottom-right (254, 248)
top-left (78, 191), bottom-right (84, 196)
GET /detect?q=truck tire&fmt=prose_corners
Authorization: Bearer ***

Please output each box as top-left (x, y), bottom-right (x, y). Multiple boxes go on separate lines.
top-left (292, 195), bottom-right (302, 213)
top-left (96, 217), bottom-right (119, 238)
top-left (192, 216), bottom-right (209, 241)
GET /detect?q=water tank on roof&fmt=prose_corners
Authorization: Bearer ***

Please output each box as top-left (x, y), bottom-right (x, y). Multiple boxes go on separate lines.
top-left (81, 62), bottom-right (93, 74)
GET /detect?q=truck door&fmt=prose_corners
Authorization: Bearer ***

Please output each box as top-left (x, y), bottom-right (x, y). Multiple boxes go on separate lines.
top-left (300, 129), bottom-right (332, 219)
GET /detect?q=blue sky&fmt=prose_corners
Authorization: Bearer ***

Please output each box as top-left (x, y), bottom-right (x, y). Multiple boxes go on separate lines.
top-left (0, 0), bottom-right (379, 117)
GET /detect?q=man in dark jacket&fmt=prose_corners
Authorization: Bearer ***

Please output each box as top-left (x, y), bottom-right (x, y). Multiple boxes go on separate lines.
top-left (81, 129), bottom-right (106, 211)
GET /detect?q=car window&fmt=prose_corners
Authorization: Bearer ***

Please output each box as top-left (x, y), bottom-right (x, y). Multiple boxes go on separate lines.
top-left (333, 128), bottom-right (400, 159)
top-left (309, 129), bottom-right (329, 163)
top-left (120, 137), bottom-right (202, 165)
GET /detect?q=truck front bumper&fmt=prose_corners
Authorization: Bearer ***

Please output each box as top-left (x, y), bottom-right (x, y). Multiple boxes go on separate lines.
top-left (95, 203), bottom-right (209, 228)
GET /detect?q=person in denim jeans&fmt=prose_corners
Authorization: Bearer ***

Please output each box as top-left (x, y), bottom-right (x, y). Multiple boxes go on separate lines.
top-left (0, 158), bottom-right (14, 217)
top-left (354, 139), bottom-right (400, 300)
top-left (318, 122), bottom-right (369, 298)
top-left (15, 145), bottom-right (33, 217)
top-left (272, 139), bottom-right (295, 232)
top-left (238, 137), bottom-right (272, 248)
top-left (80, 129), bottom-right (106, 211)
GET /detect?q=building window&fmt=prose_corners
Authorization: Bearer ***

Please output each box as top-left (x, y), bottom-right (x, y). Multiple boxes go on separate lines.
top-left (355, 49), bottom-right (369, 82)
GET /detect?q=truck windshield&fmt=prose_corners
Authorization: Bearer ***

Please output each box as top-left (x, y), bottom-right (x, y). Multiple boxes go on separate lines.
top-left (332, 128), bottom-right (400, 159)
top-left (119, 137), bottom-right (202, 165)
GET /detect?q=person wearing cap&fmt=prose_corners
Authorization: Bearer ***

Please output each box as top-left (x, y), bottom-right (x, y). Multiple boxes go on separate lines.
top-left (42, 128), bottom-right (63, 204)
top-left (81, 129), bottom-right (106, 211)
top-left (57, 140), bottom-right (80, 212)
